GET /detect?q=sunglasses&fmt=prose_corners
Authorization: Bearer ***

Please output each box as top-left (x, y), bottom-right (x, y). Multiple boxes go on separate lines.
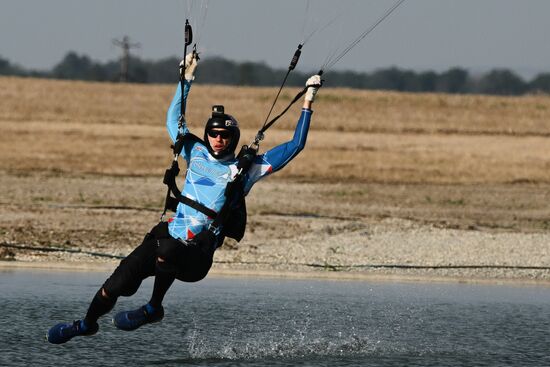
top-left (207, 130), bottom-right (232, 139)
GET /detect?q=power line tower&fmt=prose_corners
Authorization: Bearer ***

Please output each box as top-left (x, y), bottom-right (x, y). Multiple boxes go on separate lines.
top-left (112, 36), bottom-right (141, 82)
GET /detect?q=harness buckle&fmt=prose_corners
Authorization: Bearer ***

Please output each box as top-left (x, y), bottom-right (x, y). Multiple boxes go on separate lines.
top-left (254, 131), bottom-right (264, 146)
top-left (177, 114), bottom-right (185, 130)
top-left (208, 224), bottom-right (221, 236)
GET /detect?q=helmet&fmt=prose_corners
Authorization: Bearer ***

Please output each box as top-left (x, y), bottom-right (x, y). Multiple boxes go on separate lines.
top-left (204, 105), bottom-right (240, 159)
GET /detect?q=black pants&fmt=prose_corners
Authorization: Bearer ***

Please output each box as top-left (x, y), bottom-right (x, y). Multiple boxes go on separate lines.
top-left (101, 222), bottom-right (214, 299)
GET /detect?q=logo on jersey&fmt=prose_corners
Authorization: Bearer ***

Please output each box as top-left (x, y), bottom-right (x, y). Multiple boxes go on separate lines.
top-left (192, 177), bottom-right (216, 187)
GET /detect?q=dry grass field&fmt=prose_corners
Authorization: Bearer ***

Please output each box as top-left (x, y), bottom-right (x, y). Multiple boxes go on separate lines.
top-left (2, 76), bottom-right (550, 182)
top-left (1, 76), bottom-right (549, 281)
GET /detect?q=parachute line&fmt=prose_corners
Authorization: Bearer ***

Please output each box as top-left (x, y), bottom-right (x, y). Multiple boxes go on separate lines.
top-left (194, 0), bottom-right (209, 46)
top-left (300, 0), bottom-right (311, 43)
top-left (302, 12), bottom-right (342, 46)
top-left (322, 0), bottom-right (406, 72)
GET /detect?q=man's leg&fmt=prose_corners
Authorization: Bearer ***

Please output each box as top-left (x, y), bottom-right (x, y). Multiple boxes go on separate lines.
top-left (46, 231), bottom-right (157, 344)
top-left (148, 231), bottom-right (218, 304)
top-left (149, 257), bottom-right (176, 309)
top-left (83, 288), bottom-right (116, 327)
top-left (112, 229), bottom-right (216, 332)
top-left (112, 238), bottom-right (180, 331)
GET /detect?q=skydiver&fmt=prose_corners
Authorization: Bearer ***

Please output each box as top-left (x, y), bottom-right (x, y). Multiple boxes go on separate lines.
top-left (47, 52), bottom-right (322, 344)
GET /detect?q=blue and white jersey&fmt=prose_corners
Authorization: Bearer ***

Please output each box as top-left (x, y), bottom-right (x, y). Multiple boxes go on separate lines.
top-left (166, 80), bottom-right (312, 245)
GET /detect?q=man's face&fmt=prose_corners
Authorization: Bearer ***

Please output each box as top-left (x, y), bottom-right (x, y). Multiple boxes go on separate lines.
top-left (207, 128), bottom-right (232, 153)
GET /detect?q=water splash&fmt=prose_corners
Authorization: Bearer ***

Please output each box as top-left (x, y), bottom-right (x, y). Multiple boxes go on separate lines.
top-left (182, 319), bottom-right (381, 361)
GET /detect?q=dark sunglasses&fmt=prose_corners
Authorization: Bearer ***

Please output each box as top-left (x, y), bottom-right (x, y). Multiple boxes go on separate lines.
top-left (207, 130), bottom-right (232, 139)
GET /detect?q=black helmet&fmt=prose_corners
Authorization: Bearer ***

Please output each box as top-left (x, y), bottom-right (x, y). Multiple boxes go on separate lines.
top-left (203, 105), bottom-right (240, 159)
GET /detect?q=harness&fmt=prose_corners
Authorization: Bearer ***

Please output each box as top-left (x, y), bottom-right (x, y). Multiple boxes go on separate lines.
top-left (161, 132), bottom-right (253, 242)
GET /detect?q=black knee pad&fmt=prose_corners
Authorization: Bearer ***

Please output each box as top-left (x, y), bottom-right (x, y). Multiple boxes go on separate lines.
top-left (103, 277), bottom-right (142, 298)
top-left (156, 238), bottom-right (182, 274)
top-left (102, 261), bottom-right (144, 298)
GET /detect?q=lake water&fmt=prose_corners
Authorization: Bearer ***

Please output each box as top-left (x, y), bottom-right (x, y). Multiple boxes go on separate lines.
top-left (0, 269), bottom-right (549, 367)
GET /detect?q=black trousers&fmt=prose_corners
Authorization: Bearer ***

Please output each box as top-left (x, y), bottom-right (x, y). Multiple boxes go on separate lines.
top-left (101, 222), bottom-right (214, 299)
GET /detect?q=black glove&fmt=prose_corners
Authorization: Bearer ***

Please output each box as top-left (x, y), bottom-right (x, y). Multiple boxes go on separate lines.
top-left (236, 146), bottom-right (257, 172)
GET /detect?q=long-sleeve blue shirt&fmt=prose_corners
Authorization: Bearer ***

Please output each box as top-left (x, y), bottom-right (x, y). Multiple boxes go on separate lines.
top-left (166, 80), bottom-right (312, 245)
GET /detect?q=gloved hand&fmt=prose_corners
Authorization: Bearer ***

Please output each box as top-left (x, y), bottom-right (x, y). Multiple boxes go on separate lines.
top-left (179, 52), bottom-right (199, 81)
top-left (305, 74), bottom-right (322, 102)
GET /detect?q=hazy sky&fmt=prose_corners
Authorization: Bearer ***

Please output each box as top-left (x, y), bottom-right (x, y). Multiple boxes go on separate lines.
top-left (2, 0), bottom-right (550, 78)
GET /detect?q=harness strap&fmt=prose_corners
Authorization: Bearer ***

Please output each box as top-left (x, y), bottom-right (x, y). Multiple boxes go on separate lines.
top-left (161, 133), bottom-right (218, 220)
top-left (162, 164), bottom-right (218, 219)
top-left (254, 87), bottom-right (308, 145)
top-left (208, 145), bottom-right (256, 236)
top-left (176, 194), bottom-right (217, 219)
top-left (162, 133), bottom-right (218, 219)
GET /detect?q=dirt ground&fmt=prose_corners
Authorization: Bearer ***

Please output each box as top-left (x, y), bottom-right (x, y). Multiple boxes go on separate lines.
top-left (1, 76), bottom-right (549, 283)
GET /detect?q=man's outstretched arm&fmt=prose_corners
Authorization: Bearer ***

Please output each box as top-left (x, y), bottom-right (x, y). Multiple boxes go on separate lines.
top-left (244, 75), bottom-right (322, 190)
top-left (166, 53), bottom-right (199, 143)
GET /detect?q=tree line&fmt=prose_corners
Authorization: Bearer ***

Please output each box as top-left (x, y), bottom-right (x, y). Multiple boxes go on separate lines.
top-left (1, 52), bottom-right (550, 96)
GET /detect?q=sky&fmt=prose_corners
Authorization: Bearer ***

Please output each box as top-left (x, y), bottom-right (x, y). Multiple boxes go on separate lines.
top-left (2, 0), bottom-right (550, 79)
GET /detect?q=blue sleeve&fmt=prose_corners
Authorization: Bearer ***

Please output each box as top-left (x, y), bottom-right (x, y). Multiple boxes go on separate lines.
top-left (243, 108), bottom-right (312, 193)
top-left (166, 79), bottom-right (192, 143)
top-left (262, 108), bottom-right (312, 173)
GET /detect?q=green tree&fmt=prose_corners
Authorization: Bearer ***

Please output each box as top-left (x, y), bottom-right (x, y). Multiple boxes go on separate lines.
top-left (529, 73), bottom-right (550, 94)
top-left (477, 69), bottom-right (526, 95)
top-left (52, 52), bottom-right (95, 80)
top-left (418, 71), bottom-right (438, 92)
top-left (0, 55), bottom-right (24, 75)
top-left (436, 68), bottom-right (469, 93)
top-left (367, 67), bottom-right (407, 90)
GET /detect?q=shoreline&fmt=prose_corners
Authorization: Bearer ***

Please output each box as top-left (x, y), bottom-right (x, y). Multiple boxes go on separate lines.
top-left (2, 260), bottom-right (550, 288)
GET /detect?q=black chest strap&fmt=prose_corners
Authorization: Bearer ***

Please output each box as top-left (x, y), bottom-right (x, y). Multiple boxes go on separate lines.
top-left (164, 187), bottom-right (218, 219)
top-left (162, 133), bottom-right (217, 219)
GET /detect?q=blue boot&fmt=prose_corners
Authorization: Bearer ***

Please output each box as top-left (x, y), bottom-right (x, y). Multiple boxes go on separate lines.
top-left (46, 319), bottom-right (99, 344)
top-left (113, 304), bottom-right (164, 331)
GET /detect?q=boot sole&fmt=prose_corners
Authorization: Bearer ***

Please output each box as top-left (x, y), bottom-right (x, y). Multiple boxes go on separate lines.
top-left (112, 316), bottom-right (163, 331)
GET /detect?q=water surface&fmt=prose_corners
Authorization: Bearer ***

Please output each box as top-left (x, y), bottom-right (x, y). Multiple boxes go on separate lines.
top-left (0, 269), bottom-right (549, 366)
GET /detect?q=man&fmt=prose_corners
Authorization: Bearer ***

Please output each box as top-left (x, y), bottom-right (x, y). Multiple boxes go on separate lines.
top-left (46, 53), bottom-right (322, 344)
